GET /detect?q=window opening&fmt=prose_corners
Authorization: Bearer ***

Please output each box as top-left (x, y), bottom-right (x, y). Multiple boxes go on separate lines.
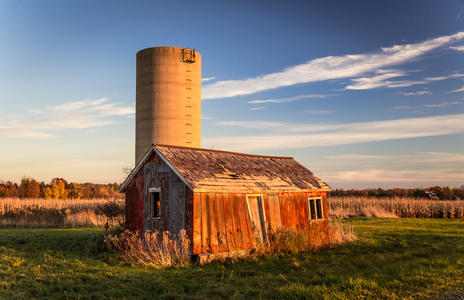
top-left (308, 197), bottom-right (324, 221)
top-left (150, 191), bottom-right (161, 219)
top-left (246, 195), bottom-right (267, 245)
top-left (316, 198), bottom-right (323, 219)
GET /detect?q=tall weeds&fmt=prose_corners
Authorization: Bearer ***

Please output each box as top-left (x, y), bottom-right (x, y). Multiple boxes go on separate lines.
top-left (105, 230), bottom-right (191, 268)
top-left (251, 220), bottom-right (357, 258)
top-left (329, 196), bottom-right (464, 219)
top-left (0, 197), bottom-right (125, 227)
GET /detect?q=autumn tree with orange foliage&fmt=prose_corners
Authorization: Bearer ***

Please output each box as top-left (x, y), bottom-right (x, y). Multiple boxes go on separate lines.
top-left (0, 176), bottom-right (122, 199)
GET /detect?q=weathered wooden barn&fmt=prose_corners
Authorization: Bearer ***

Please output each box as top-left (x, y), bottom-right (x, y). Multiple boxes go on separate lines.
top-left (119, 144), bottom-right (331, 255)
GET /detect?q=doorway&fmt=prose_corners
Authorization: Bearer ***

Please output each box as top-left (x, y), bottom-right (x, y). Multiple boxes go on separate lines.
top-left (246, 195), bottom-right (267, 246)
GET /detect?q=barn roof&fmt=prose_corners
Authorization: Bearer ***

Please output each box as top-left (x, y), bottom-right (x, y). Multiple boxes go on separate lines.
top-left (119, 145), bottom-right (331, 193)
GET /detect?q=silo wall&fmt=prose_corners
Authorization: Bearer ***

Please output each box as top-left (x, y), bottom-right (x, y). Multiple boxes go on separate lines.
top-left (136, 46), bottom-right (201, 163)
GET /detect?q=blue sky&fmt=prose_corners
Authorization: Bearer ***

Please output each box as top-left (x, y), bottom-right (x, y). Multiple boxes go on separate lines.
top-left (0, 0), bottom-right (463, 189)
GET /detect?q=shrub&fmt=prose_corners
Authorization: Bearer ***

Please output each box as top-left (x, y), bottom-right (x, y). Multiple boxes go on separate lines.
top-left (251, 220), bottom-right (356, 258)
top-left (96, 200), bottom-right (125, 219)
top-left (268, 227), bottom-right (309, 254)
top-left (105, 229), bottom-right (191, 268)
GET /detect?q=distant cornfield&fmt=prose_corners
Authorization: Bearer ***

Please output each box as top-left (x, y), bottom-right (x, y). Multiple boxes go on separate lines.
top-left (0, 197), bottom-right (125, 227)
top-left (329, 196), bottom-right (464, 219)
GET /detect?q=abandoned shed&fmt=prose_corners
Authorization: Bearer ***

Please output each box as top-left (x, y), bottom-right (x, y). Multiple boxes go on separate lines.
top-left (119, 144), bottom-right (332, 255)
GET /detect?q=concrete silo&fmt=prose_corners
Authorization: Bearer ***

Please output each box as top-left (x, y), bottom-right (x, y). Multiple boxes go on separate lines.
top-left (136, 46), bottom-right (201, 163)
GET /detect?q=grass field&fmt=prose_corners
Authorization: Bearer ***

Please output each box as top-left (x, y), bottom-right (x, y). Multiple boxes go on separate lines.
top-left (329, 196), bottom-right (464, 219)
top-left (0, 198), bottom-right (124, 227)
top-left (1, 218), bottom-right (463, 299)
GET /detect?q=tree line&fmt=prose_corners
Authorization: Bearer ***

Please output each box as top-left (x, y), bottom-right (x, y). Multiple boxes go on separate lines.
top-left (330, 186), bottom-right (464, 200)
top-left (0, 176), bottom-right (121, 199)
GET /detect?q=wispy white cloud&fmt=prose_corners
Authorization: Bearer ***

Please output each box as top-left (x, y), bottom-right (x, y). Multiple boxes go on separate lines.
top-left (318, 151), bottom-right (464, 187)
top-left (320, 168), bottom-right (464, 184)
top-left (248, 94), bottom-right (333, 104)
top-left (325, 152), bottom-right (464, 163)
top-left (0, 97), bottom-right (134, 139)
top-left (346, 69), bottom-right (409, 90)
top-left (202, 32), bottom-right (464, 99)
top-left (450, 45), bottom-right (464, 51)
top-left (201, 115), bottom-right (216, 120)
top-left (450, 85), bottom-right (464, 93)
top-left (424, 101), bottom-right (461, 108)
top-left (49, 98), bottom-right (109, 112)
top-left (414, 152), bottom-right (464, 163)
top-left (201, 77), bottom-right (216, 82)
top-left (398, 90), bottom-right (432, 96)
top-left (216, 121), bottom-right (290, 129)
top-left (249, 107), bottom-right (266, 111)
top-left (324, 154), bottom-right (391, 160)
top-left (394, 106), bottom-right (418, 109)
top-left (426, 74), bottom-right (464, 81)
top-left (204, 114), bottom-right (464, 152)
top-left (394, 101), bottom-right (461, 109)
top-left (347, 72), bottom-right (464, 90)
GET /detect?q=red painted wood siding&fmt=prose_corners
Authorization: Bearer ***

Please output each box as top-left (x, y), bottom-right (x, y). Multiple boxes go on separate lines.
top-left (192, 191), bottom-right (329, 255)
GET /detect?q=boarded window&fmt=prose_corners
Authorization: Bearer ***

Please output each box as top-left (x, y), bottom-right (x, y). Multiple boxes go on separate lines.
top-left (308, 197), bottom-right (324, 220)
top-left (150, 191), bottom-right (161, 219)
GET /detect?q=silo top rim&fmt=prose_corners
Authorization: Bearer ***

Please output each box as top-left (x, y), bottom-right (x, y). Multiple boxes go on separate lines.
top-left (137, 46), bottom-right (199, 54)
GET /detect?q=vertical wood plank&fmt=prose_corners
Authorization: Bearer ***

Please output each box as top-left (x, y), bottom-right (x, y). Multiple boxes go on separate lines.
top-left (323, 193), bottom-right (329, 220)
top-left (238, 195), bottom-right (251, 249)
top-left (231, 194), bottom-right (244, 250)
top-left (293, 193), bottom-right (300, 230)
top-left (177, 182), bottom-right (186, 234)
top-left (301, 193), bottom-right (309, 229)
top-left (270, 193), bottom-right (282, 230)
top-left (209, 193), bottom-right (219, 253)
top-left (283, 193), bottom-right (291, 228)
top-left (275, 193), bottom-right (282, 229)
top-left (201, 193), bottom-right (210, 253)
top-left (243, 196), bottom-right (255, 248)
top-left (290, 193), bottom-right (298, 230)
top-left (215, 193), bottom-right (228, 252)
top-left (193, 192), bottom-right (201, 255)
top-left (169, 175), bottom-right (178, 234)
top-left (279, 193), bottom-right (286, 228)
top-left (266, 194), bottom-right (276, 233)
top-left (222, 194), bottom-right (235, 252)
top-left (263, 194), bottom-right (271, 232)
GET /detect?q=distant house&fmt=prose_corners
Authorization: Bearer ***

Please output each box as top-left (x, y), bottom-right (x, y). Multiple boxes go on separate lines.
top-left (422, 191), bottom-right (439, 200)
top-left (119, 145), bottom-right (331, 255)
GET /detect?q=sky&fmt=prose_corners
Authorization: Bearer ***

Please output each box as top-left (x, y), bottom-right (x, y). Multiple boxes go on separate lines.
top-left (0, 0), bottom-right (463, 189)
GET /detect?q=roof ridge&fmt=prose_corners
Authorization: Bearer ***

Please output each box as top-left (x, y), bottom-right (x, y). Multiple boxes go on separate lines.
top-left (153, 144), bottom-right (294, 160)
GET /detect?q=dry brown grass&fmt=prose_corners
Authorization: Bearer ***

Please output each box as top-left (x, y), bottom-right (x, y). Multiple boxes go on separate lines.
top-left (0, 197), bottom-right (124, 227)
top-left (329, 196), bottom-right (464, 219)
top-left (249, 220), bottom-right (357, 259)
top-left (328, 220), bottom-right (357, 245)
top-left (105, 230), bottom-right (191, 268)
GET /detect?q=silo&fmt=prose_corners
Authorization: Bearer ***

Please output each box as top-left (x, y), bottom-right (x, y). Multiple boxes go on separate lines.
top-left (136, 46), bottom-right (201, 163)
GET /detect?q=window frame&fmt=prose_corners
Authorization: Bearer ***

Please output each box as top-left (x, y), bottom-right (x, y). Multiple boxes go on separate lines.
top-left (308, 196), bottom-right (324, 221)
top-left (148, 187), bottom-right (161, 220)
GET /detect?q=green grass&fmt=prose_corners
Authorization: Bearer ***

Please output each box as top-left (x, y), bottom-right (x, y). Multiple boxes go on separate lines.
top-left (1, 218), bottom-right (463, 299)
